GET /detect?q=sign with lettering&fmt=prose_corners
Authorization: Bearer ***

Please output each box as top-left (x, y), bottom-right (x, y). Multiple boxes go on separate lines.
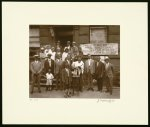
top-left (80, 43), bottom-right (118, 55)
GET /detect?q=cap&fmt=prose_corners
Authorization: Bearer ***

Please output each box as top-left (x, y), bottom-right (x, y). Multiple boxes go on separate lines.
top-left (41, 47), bottom-right (44, 50)
top-left (34, 54), bottom-right (39, 58)
top-left (64, 47), bottom-right (69, 51)
top-left (105, 56), bottom-right (109, 60)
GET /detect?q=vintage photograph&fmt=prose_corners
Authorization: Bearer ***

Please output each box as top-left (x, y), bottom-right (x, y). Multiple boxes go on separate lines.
top-left (29, 25), bottom-right (120, 98)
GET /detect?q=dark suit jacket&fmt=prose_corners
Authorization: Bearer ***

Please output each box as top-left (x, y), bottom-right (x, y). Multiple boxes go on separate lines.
top-left (62, 68), bottom-right (72, 84)
top-left (44, 59), bottom-right (54, 74)
top-left (62, 60), bottom-right (71, 69)
top-left (95, 61), bottom-right (105, 79)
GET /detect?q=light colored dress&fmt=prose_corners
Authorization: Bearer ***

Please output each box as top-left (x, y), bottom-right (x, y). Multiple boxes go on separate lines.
top-left (51, 52), bottom-right (56, 61)
top-left (62, 52), bottom-right (68, 61)
top-left (46, 73), bottom-right (54, 85)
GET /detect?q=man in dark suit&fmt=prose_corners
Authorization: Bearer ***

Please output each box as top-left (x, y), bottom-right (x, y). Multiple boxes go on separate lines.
top-left (30, 55), bottom-right (43, 94)
top-left (44, 54), bottom-right (55, 75)
top-left (84, 54), bottom-right (95, 91)
top-left (95, 56), bottom-right (105, 92)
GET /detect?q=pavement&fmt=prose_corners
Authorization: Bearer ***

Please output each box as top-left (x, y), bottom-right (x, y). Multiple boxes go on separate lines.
top-left (29, 84), bottom-right (120, 99)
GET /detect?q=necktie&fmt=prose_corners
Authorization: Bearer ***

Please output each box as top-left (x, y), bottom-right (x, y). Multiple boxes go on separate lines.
top-left (49, 59), bottom-right (51, 67)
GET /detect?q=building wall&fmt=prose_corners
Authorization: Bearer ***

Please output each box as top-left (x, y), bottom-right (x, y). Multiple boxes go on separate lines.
top-left (39, 25), bottom-right (55, 47)
top-left (73, 25), bottom-right (120, 86)
top-left (29, 25), bottom-right (120, 86)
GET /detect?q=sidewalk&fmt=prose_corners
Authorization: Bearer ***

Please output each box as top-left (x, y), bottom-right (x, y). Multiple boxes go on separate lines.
top-left (29, 85), bottom-right (120, 99)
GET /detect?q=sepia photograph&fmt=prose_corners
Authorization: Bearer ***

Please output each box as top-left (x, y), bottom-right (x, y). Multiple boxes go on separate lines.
top-left (3, 2), bottom-right (148, 124)
top-left (29, 25), bottom-right (120, 98)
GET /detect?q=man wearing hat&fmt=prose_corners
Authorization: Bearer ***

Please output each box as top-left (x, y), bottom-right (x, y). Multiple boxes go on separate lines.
top-left (64, 41), bottom-right (71, 53)
top-left (44, 53), bottom-right (55, 75)
top-left (39, 47), bottom-right (46, 68)
top-left (104, 56), bottom-right (114, 95)
top-left (84, 54), bottom-right (95, 91)
top-left (44, 45), bottom-right (52, 57)
top-left (55, 40), bottom-right (62, 53)
top-left (95, 56), bottom-right (105, 92)
top-left (70, 41), bottom-right (79, 60)
top-left (30, 55), bottom-right (43, 94)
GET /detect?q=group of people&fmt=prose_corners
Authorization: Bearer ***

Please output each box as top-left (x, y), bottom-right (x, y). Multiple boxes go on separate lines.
top-left (30, 41), bottom-right (114, 97)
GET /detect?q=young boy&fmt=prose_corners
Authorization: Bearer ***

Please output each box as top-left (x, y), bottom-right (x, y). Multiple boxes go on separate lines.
top-left (45, 69), bottom-right (54, 91)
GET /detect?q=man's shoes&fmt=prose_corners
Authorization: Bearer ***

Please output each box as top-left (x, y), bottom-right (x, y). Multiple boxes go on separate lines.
top-left (30, 91), bottom-right (33, 94)
top-left (105, 90), bottom-right (109, 93)
top-left (39, 91), bottom-right (41, 93)
top-left (110, 91), bottom-right (112, 95)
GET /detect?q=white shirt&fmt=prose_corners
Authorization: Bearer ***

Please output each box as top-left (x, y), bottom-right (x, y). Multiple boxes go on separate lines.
top-left (88, 59), bottom-right (91, 66)
top-left (65, 68), bottom-right (69, 77)
top-left (51, 52), bottom-right (56, 61)
top-left (62, 52), bottom-right (68, 61)
top-left (48, 58), bottom-right (52, 67)
top-left (35, 60), bottom-right (38, 63)
top-left (67, 46), bottom-right (71, 50)
top-left (46, 73), bottom-right (54, 80)
top-left (44, 49), bottom-right (52, 56)
top-left (105, 62), bottom-right (110, 70)
top-left (72, 61), bottom-right (84, 74)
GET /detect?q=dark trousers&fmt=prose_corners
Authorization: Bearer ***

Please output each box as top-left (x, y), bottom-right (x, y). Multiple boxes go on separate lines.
top-left (87, 71), bottom-right (93, 88)
top-left (72, 77), bottom-right (82, 95)
top-left (56, 73), bottom-right (62, 89)
top-left (97, 77), bottom-right (103, 91)
top-left (105, 76), bottom-right (113, 94)
top-left (31, 73), bottom-right (41, 93)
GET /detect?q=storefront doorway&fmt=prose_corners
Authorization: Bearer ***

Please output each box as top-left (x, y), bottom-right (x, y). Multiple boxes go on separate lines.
top-left (54, 25), bottom-right (73, 49)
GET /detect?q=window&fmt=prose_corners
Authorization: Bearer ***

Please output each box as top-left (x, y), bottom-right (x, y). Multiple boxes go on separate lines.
top-left (29, 28), bottom-right (40, 47)
top-left (90, 27), bottom-right (107, 43)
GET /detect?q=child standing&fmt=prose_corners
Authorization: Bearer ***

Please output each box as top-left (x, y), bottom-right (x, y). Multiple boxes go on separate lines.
top-left (45, 69), bottom-right (54, 91)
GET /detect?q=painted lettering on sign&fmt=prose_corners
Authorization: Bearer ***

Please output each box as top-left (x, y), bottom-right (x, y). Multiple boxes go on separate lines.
top-left (80, 43), bottom-right (118, 55)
